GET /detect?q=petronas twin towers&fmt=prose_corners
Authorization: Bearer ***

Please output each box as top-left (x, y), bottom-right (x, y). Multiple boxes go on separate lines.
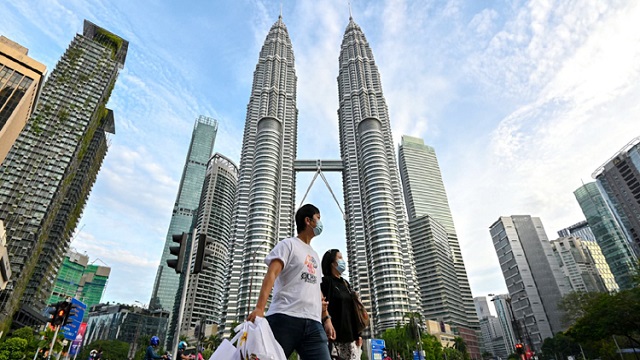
top-left (222, 16), bottom-right (421, 333)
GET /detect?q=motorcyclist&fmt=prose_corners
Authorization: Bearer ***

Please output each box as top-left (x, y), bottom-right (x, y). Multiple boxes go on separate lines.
top-left (177, 341), bottom-right (191, 360)
top-left (145, 336), bottom-right (167, 359)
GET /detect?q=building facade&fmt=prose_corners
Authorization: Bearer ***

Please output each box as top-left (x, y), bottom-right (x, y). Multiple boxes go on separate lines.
top-left (593, 137), bottom-right (640, 257)
top-left (550, 237), bottom-right (607, 293)
top-left (398, 136), bottom-right (478, 337)
top-left (84, 303), bottom-right (169, 356)
top-left (337, 18), bottom-right (421, 333)
top-left (490, 216), bottom-right (571, 351)
top-left (0, 36), bottom-right (46, 165)
top-left (182, 153), bottom-right (238, 333)
top-left (491, 295), bottom-right (517, 356)
top-left (557, 221), bottom-right (619, 292)
top-left (150, 116), bottom-right (218, 313)
top-left (48, 250), bottom-right (110, 311)
top-left (574, 182), bottom-right (638, 289)
top-left (0, 20), bottom-right (127, 329)
top-left (221, 16), bottom-right (299, 331)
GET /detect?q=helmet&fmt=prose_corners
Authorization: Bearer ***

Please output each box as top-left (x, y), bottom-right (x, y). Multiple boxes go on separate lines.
top-left (150, 336), bottom-right (160, 346)
top-left (178, 341), bottom-right (188, 349)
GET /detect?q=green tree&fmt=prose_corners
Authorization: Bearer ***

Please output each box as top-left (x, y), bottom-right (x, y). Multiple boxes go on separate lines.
top-left (203, 334), bottom-right (222, 350)
top-left (568, 287), bottom-right (640, 348)
top-left (37, 328), bottom-right (64, 355)
top-left (481, 351), bottom-right (493, 360)
top-left (78, 340), bottom-right (131, 360)
top-left (0, 337), bottom-right (27, 360)
top-left (380, 316), bottom-right (443, 360)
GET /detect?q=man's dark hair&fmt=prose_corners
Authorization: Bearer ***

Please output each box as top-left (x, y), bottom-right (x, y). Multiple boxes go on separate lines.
top-left (321, 249), bottom-right (340, 278)
top-left (295, 204), bottom-right (320, 233)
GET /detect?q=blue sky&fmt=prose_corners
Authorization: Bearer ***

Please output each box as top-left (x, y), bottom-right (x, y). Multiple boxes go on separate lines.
top-left (2, 0), bottom-right (640, 307)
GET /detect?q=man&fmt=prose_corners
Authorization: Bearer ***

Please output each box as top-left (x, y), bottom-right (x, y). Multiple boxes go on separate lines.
top-left (145, 336), bottom-right (166, 360)
top-left (247, 204), bottom-right (333, 359)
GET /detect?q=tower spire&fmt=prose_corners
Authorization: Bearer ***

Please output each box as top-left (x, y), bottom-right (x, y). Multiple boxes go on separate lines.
top-left (348, 0), bottom-right (353, 20)
top-left (280, 0), bottom-right (283, 18)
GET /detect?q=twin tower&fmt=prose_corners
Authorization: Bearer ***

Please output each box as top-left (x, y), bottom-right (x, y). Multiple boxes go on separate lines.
top-left (222, 16), bottom-right (421, 333)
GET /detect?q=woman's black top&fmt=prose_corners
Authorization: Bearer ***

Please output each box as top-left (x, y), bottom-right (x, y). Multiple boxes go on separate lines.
top-left (321, 275), bottom-right (359, 343)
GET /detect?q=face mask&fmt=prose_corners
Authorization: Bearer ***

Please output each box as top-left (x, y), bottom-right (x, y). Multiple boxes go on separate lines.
top-left (336, 259), bottom-right (346, 274)
top-left (313, 219), bottom-right (323, 236)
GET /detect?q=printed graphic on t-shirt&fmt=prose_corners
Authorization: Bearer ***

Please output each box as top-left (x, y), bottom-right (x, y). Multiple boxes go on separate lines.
top-left (301, 254), bottom-right (318, 283)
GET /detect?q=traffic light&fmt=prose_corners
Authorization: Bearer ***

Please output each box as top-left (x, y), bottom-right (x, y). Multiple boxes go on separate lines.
top-left (193, 233), bottom-right (213, 274)
top-left (167, 232), bottom-right (187, 273)
top-left (515, 343), bottom-right (524, 355)
top-left (63, 302), bottom-right (78, 326)
top-left (48, 301), bottom-right (73, 326)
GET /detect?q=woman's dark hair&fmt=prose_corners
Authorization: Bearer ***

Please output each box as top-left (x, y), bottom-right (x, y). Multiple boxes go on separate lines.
top-left (295, 204), bottom-right (319, 233)
top-left (321, 249), bottom-right (340, 277)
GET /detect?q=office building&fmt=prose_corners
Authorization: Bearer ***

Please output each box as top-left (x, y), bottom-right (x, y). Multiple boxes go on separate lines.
top-left (150, 116), bottom-right (218, 313)
top-left (399, 136), bottom-right (479, 355)
top-left (221, 16), bottom-right (299, 331)
top-left (182, 153), bottom-right (238, 332)
top-left (0, 36), bottom-right (46, 164)
top-left (557, 221), bottom-right (619, 292)
top-left (490, 216), bottom-right (571, 351)
top-left (574, 182), bottom-right (638, 289)
top-left (424, 320), bottom-right (456, 348)
top-left (593, 137), bottom-right (640, 257)
top-left (490, 295), bottom-right (517, 355)
top-left (475, 297), bottom-right (508, 359)
top-left (550, 237), bottom-right (607, 293)
top-left (222, 16), bottom-right (423, 336)
top-left (48, 250), bottom-right (110, 310)
top-left (336, 18), bottom-right (421, 334)
top-left (84, 303), bottom-right (169, 357)
top-left (0, 20), bottom-right (127, 328)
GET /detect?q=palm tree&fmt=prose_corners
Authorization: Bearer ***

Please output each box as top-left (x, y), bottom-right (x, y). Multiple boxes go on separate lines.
top-left (203, 334), bottom-right (222, 350)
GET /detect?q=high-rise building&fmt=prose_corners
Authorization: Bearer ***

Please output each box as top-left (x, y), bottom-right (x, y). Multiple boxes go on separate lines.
top-left (48, 250), bottom-right (110, 311)
top-left (150, 116), bottom-right (218, 313)
top-left (473, 297), bottom-right (491, 320)
top-left (336, 17), bottom-right (421, 334)
top-left (398, 136), bottom-right (479, 339)
top-left (557, 221), bottom-right (597, 241)
top-left (490, 294), bottom-right (517, 356)
top-left (557, 221), bottom-right (619, 292)
top-left (0, 36), bottom-right (46, 165)
top-left (490, 216), bottom-right (571, 351)
top-left (474, 297), bottom-right (508, 359)
top-left (0, 20), bottom-right (128, 328)
top-left (550, 237), bottom-right (607, 293)
top-left (221, 16), bottom-right (298, 331)
top-left (182, 153), bottom-right (238, 332)
top-left (574, 182), bottom-right (638, 289)
top-left (593, 137), bottom-right (640, 256)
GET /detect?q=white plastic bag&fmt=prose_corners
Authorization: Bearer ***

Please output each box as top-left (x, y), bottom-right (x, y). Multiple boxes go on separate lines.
top-left (235, 317), bottom-right (287, 360)
top-left (209, 339), bottom-right (240, 360)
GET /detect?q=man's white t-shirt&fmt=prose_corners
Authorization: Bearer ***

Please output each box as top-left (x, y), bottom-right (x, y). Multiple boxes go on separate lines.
top-left (265, 236), bottom-right (323, 322)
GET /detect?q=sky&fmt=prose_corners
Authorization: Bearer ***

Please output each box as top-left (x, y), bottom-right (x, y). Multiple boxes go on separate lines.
top-left (2, 0), bottom-right (640, 308)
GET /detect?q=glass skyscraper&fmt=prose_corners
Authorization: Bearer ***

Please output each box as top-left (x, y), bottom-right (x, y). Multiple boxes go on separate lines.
top-left (593, 137), bottom-right (640, 257)
top-left (574, 182), bottom-right (637, 289)
top-left (150, 116), bottom-right (218, 313)
top-left (0, 20), bottom-right (127, 328)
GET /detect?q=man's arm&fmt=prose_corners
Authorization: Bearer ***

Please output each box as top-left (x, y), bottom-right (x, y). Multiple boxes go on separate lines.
top-left (247, 259), bottom-right (284, 321)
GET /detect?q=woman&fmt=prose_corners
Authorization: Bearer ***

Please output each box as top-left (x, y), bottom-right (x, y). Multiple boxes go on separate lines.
top-left (321, 249), bottom-right (363, 360)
